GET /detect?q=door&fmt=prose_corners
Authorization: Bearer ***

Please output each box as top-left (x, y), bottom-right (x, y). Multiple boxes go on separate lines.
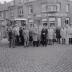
top-left (49, 17), bottom-right (56, 27)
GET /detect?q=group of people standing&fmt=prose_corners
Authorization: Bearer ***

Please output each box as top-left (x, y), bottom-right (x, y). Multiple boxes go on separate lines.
top-left (7, 23), bottom-right (72, 48)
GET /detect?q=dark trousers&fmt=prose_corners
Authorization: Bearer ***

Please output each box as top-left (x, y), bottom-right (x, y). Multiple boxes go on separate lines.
top-left (16, 35), bottom-right (19, 45)
top-left (33, 41), bottom-right (39, 47)
top-left (29, 41), bottom-right (33, 46)
top-left (29, 36), bottom-right (33, 46)
top-left (41, 39), bottom-right (47, 46)
top-left (53, 39), bottom-right (56, 44)
top-left (62, 38), bottom-right (66, 44)
top-left (20, 36), bottom-right (24, 45)
top-left (9, 39), bottom-right (12, 48)
top-left (9, 38), bottom-right (15, 48)
top-left (12, 37), bottom-right (15, 48)
top-left (69, 38), bottom-right (72, 44)
top-left (48, 39), bottom-right (53, 45)
top-left (57, 38), bottom-right (61, 44)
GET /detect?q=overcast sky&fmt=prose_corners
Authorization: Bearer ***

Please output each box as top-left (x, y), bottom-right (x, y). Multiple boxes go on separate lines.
top-left (0, 0), bottom-right (13, 3)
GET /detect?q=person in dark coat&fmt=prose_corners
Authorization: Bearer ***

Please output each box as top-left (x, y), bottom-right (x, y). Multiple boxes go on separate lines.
top-left (7, 27), bottom-right (13, 48)
top-left (55, 27), bottom-right (61, 44)
top-left (12, 25), bottom-right (17, 48)
top-left (7, 26), bottom-right (16, 48)
top-left (29, 30), bottom-right (33, 46)
top-left (19, 27), bottom-right (24, 45)
top-left (29, 24), bottom-right (34, 46)
top-left (41, 23), bottom-right (48, 46)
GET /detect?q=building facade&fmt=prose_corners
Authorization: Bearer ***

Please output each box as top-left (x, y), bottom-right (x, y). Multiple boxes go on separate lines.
top-left (24, 0), bottom-right (70, 28)
top-left (0, 0), bottom-right (71, 28)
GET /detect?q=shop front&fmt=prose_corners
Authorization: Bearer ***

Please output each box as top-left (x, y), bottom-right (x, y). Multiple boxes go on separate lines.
top-left (13, 18), bottom-right (27, 27)
top-left (42, 18), bottom-right (48, 27)
top-left (48, 17), bottom-right (56, 28)
top-left (27, 13), bottom-right (68, 29)
top-left (48, 13), bottom-right (69, 28)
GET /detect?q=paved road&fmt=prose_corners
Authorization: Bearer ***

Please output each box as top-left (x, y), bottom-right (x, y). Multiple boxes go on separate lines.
top-left (0, 44), bottom-right (72, 72)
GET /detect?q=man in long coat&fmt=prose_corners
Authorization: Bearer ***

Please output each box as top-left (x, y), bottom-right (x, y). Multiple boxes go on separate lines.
top-left (22, 26), bottom-right (29, 47)
top-left (55, 27), bottom-right (61, 44)
top-left (41, 23), bottom-right (48, 46)
top-left (29, 24), bottom-right (34, 46)
top-left (11, 25), bottom-right (17, 48)
top-left (19, 26), bottom-right (24, 45)
top-left (38, 25), bottom-right (43, 46)
top-left (7, 26), bottom-right (13, 48)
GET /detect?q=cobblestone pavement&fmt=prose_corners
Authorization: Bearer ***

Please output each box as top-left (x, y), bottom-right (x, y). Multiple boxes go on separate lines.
top-left (0, 44), bottom-right (72, 72)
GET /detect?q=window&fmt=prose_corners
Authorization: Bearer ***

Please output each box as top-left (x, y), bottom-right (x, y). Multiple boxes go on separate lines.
top-left (57, 3), bottom-right (60, 12)
top-left (18, 6), bottom-right (24, 17)
top-left (3, 11), bottom-right (6, 19)
top-left (21, 20), bottom-right (26, 26)
top-left (42, 13), bottom-right (47, 17)
top-left (66, 4), bottom-right (69, 12)
top-left (9, 6), bottom-right (14, 18)
top-left (42, 4), bottom-right (47, 12)
top-left (9, 1), bottom-right (14, 6)
top-left (28, 5), bottom-right (33, 14)
top-left (0, 12), bottom-right (2, 17)
top-left (42, 19), bottom-right (47, 22)
top-left (18, 0), bottom-right (24, 4)
top-left (47, 5), bottom-right (57, 12)
top-left (65, 18), bottom-right (69, 24)
top-left (49, 17), bottom-right (56, 27)
top-left (49, 18), bottom-right (55, 21)
top-left (10, 10), bottom-right (14, 17)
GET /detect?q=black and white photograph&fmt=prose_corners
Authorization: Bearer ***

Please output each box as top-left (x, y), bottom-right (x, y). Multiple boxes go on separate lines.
top-left (0, 0), bottom-right (72, 72)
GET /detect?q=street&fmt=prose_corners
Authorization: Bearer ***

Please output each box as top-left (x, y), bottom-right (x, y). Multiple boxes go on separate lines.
top-left (0, 40), bottom-right (72, 72)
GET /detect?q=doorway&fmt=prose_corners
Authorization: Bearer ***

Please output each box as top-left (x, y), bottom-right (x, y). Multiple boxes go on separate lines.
top-left (49, 17), bottom-right (56, 27)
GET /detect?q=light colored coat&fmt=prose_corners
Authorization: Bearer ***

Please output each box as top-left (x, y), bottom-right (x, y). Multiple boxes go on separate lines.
top-left (13, 26), bottom-right (20, 36)
top-left (38, 25), bottom-right (43, 41)
top-left (23, 28), bottom-right (29, 41)
top-left (48, 28), bottom-right (54, 39)
top-left (66, 26), bottom-right (72, 38)
top-left (61, 28), bottom-right (67, 39)
top-left (33, 26), bottom-right (38, 41)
